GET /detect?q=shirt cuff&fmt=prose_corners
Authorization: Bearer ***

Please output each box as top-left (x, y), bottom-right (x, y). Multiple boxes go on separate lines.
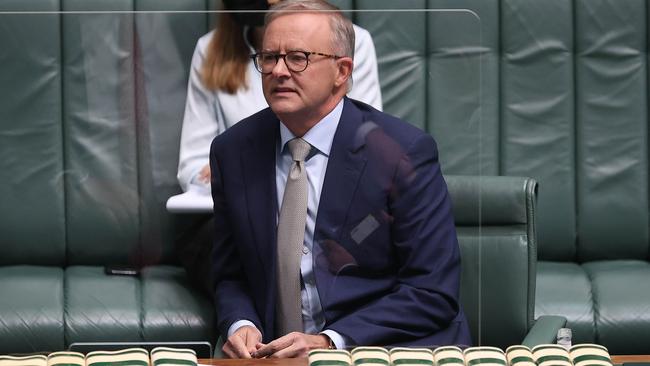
top-left (320, 329), bottom-right (349, 350)
top-left (227, 319), bottom-right (257, 338)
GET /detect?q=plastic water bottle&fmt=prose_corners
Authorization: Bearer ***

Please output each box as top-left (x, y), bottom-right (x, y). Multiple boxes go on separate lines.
top-left (556, 328), bottom-right (572, 350)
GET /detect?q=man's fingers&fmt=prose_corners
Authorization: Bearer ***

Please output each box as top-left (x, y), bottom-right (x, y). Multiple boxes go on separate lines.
top-left (254, 333), bottom-right (314, 358)
top-left (243, 328), bottom-right (261, 355)
top-left (223, 326), bottom-right (261, 359)
top-left (252, 343), bottom-right (277, 358)
top-left (222, 343), bottom-right (241, 359)
top-left (253, 335), bottom-right (292, 358)
top-left (268, 338), bottom-right (310, 359)
top-left (224, 336), bottom-right (252, 359)
top-left (221, 345), bottom-right (235, 359)
top-left (233, 341), bottom-right (252, 359)
top-left (245, 336), bottom-right (258, 355)
top-left (267, 343), bottom-right (301, 359)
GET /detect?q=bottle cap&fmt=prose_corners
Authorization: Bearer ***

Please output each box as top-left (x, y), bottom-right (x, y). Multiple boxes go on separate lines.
top-left (557, 328), bottom-right (572, 338)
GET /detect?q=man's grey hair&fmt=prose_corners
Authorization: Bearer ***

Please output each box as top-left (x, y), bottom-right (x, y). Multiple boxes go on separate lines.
top-left (265, 0), bottom-right (356, 60)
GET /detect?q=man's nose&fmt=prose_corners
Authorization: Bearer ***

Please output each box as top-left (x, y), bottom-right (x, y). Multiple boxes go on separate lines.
top-left (271, 56), bottom-right (291, 78)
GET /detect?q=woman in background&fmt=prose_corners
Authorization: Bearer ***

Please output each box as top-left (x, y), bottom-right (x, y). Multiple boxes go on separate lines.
top-left (176, 0), bottom-right (382, 294)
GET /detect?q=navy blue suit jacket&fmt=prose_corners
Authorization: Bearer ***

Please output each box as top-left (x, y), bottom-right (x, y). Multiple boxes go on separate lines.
top-left (209, 97), bottom-right (471, 347)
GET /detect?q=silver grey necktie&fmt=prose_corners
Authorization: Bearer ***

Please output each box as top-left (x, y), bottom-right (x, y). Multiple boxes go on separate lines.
top-left (275, 137), bottom-right (311, 336)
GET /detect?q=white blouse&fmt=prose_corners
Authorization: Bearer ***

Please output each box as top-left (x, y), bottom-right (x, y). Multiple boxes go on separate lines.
top-left (177, 24), bottom-right (383, 191)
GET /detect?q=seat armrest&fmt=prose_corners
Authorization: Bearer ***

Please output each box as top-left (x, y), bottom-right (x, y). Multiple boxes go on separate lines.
top-left (522, 315), bottom-right (567, 347)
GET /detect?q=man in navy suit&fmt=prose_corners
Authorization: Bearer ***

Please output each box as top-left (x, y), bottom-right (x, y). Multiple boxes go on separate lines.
top-left (209, 0), bottom-right (471, 359)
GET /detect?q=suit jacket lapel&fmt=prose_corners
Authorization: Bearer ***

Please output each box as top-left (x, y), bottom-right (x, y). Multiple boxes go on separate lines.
top-left (241, 110), bottom-right (279, 284)
top-left (315, 98), bottom-right (367, 249)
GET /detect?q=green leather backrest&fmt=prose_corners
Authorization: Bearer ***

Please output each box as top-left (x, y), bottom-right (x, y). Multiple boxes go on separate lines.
top-left (356, 0), bottom-right (428, 131)
top-left (0, 0), bottom-right (65, 265)
top-left (499, 0), bottom-right (577, 261)
top-left (574, 0), bottom-right (648, 261)
top-left (62, 0), bottom-right (140, 264)
top-left (355, 0), bottom-right (650, 262)
top-left (133, 0), bottom-right (208, 266)
top-left (0, 0), bottom-right (207, 266)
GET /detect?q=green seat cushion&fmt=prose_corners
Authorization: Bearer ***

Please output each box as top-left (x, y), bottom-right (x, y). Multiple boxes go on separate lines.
top-left (535, 261), bottom-right (594, 344)
top-left (65, 266), bottom-right (214, 345)
top-left (583, 260), bottom-right (650, 355)
top-left (141, 266), bottom-right (214, 342)
top-left (0, 266), bottom-right (64, 353)
top-left (65, 266), bottom-right (142, 343)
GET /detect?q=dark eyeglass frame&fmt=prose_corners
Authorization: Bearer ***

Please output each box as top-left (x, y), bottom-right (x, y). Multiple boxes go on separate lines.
top-left (251, 50), bottom-right (343, 74)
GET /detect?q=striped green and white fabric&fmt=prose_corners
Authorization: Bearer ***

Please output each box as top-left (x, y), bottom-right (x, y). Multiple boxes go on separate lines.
top-left (150, 348), bottom-right (196, 366)
top-left (0, 354), bottom-right (47, 366)
top-left (463, 346), bottom-right (506, 366)
top-left (433, 346), bottom-right (464, 366)
top-left (85, 348), bottom-right (149, 366)
top-left (389, 347), bottom-right (434, 366)
top-left (350, 346), bottom-right (390, 366)
top-left (532, 345), bottom-right (572, 366)
top-left (47, 352), bottom-right (85, 366)
top-left (308, 349), bottom-right (352, 366)
top-left (505, 345), bottom-right (535, 366)
top-left (569, 344), bottom-right (612, 366)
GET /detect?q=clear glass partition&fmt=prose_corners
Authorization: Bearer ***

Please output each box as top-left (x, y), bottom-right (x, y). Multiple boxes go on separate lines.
top-left (0, 4), bottom-right (501, 351)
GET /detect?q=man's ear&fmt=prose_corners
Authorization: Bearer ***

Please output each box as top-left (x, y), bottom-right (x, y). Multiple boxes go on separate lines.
top-left (334, 57), bottom-right (353, 88)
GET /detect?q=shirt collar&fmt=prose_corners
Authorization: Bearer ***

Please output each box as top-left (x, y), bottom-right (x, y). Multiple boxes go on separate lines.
top-left (279, 99), bottom-right (344, 158)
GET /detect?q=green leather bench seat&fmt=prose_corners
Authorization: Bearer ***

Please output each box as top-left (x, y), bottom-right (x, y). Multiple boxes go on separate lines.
top-left (0, 267), bottom-right (65, 351)
top-left (450, 176), bottom-right (539, 349)
top-left (66, 266), bottom-right (213, 344)
top-left (457, 228), bottom-right (535, 348)
top-left (0, 266), bottom-right (213, 353)
top-left (537, 260), bottom-right (650, 354)
top-left (448, 175), bottom-right (565, 349)
top-left (535, 263), bottom-right (595, 344)
top-left (583, 261), bottom-right (650, 353)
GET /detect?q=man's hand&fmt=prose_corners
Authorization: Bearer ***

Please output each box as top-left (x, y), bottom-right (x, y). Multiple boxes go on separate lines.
top-left (222, 325), bottom-right (262, 359)
top-left (252, 332), bottom-right (330, 359)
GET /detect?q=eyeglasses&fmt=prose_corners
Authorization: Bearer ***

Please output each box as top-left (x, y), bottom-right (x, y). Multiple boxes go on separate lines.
top-left (251, 50), bottom-right (342, 74)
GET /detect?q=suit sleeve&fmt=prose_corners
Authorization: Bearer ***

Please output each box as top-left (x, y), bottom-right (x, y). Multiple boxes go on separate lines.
top-left (327, 132), bottom-right (462, 346)
top-left (210, 141), bottom-right (263, 339)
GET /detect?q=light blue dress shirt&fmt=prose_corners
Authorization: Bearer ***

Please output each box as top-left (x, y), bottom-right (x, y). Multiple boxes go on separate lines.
top-left (228, 100), bottom-right (349, 349)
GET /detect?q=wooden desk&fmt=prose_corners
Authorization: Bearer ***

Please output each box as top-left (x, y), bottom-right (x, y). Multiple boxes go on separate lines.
top-left (611, 355), bottom-right (650, 364)
top-left (201, 355), bottom-right (650, 366)
top-left (201, 359), bottom-right (306, 366)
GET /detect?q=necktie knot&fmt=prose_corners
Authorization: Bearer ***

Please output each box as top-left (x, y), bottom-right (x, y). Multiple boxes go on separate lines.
top-left (287, 138), bottom-right (311, 162)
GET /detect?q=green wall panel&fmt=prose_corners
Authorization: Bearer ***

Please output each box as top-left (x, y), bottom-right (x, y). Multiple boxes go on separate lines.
top-left (134, 0), bottom-right (208, 264)
top-left (356, 0), bottom-right (427, 129)
top-left (575, 0), bottom-right (649, 261)
top-left (0, 0), bottom-right (65, 265)
top-left (62, 0), bottom-right (140, 264)
top-left (501, 0), bottom-right (576, 261)
top-left (428, 0), bottom-right (499, 176)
